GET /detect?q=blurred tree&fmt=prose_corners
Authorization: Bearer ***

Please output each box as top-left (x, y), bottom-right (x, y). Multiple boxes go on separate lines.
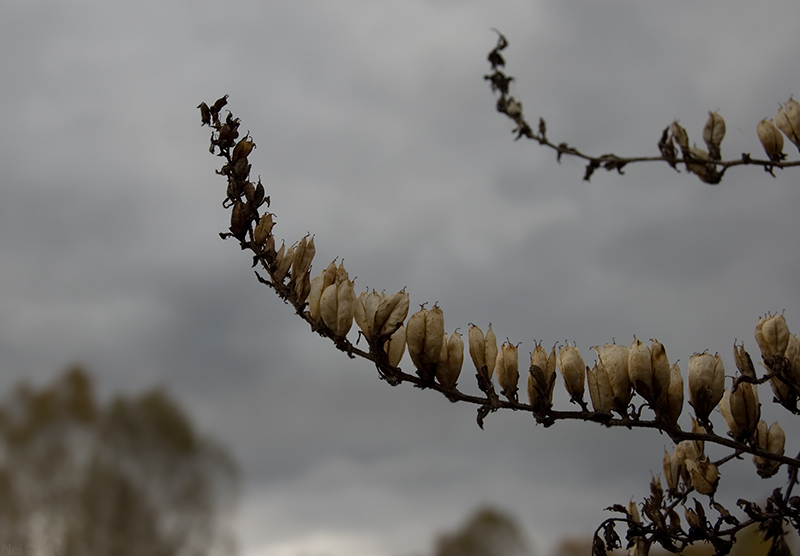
top-left (0, 365), bottom-right (237, 556)
top-left (432, 506), bottom-right (530, 556)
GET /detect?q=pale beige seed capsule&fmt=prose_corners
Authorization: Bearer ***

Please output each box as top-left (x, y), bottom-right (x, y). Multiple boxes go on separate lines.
top-left (495, 342), bottom-right (519, 399)
top-left (307, 261), bottom-right (337, 323)
top-left (776, 98), bottom-right (800, 151)
top-left (703, 111), bottom-right (725, 160)
top-left (587, 362), bottom-right (613, 414)
top-left (274, 242), bottom-right (295, 283)
top-left (688, 352), bottom-right (725, 422)
top-left (628, 336), bottom-right (654, 403)
top-left (423, 305), bottom-right (445, 369)
top-left (354, 289), bottom-right (384, 341)
top-left (593, 343), bottom-right (631, 412)
top-left (754, 420), bottom-right (785, 478)
top-left (755, 313), bottom-right (790, 360)
top-left (558, 344), bottom-right (585, 403)
top-left (436, 331), bottom-right (464, 389)
top-left (406, 308), bottom-right (428, 371)
top-left (374, 290), bottom-right (410, 339)
top-left (291, 236), bottom-right (315, 282)
top-left (690, 416), bottom-right (706, 456)
top-left (757, 119), bottom-right (785, 162)
top-left (687, 144), bottom-right (713, 182)
top-left (468, 324), bottom-right (498, 379)
top-left (685, 459), bottom-right (718, 496)
top-left (665, 362), bottom-right (683, 425)
top-left (384, 325), bottom-right (406, 367)
top-left (651, 339), bottom-right (671, 407)
top-left (253, 213), bottom-right (275, 248)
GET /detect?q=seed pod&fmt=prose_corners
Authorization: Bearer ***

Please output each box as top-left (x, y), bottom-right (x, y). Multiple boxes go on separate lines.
top-left (406, 305), bottom-right (445, 380)
top-left (528, 344), bottom-right (557, 411)
top-left (384, 325), bottom-right (406, 367)
top-left (720, 381), bottom-right (760, 442)
top-left (495, 342), bottom-right (519, 401)
top-left (436, 331), bottom-right (464, 389)
top-left (670, 121), bottom-right (689, 150)
top-left (374, 290), bottom-right (410, 339)
top-left (628, 336), bottom-right (654, 404)
top-left (753, 420), bottom-right (785, 478)
top-left (684, 507), bottom-right (701, 530)
top-left (318, 262), bottom-right (355, 337)
top-left (232, 136), bottom-right (255, 162)
top-left (230, 200), bottom-right (249, 241)
top-left (273, 242), bottom-right (296, 284)
top-left (685, 459), bottom-right (718, 496)
top-left (690, 417), bottom-right (706, 456)
top-left (703, 111), bottom-right (725, 160)
top-left (776, 98), bottom-right (800, 152)
top-left (755, 313), bottom-right (790, 361)
top-left (468, 324), bottom-right (498, 379)
top-left (651, 339), bottom-right (672, 409)
top-left (558, 344), bottom-right (585, 404)
top-left (593, 343), bottom-right (631, 413)
top-left (294, 270), bottom-right (311, 304)
top-left (307, 261), bottom-right (337, 323)
top-left (757, 119), bottom-right (785, 162)
top-left (687, 144), bottom-right (715, 183)
top-left (354, 289), bottom-right (384, 341)
top-left (587, 362), bottom-right (613, 414)
top-left (688, 352), bottom-right (725, 422)
top-left (291, 236), bottom-right (315, 282)
top-left (662, 449), bottom-right (679, 492)
top-left (733, 343), bottom-right (756, 380)
top-left (253, 213), bottom-right (275, 249)
top-left (785, 334), bottom-right (800, 384)
top-left (664, 362), bottom-right (683, 425)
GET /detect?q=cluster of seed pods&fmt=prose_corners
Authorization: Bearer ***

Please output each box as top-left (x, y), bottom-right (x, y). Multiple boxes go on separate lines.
top-left (758, 98), bottom-right (800, 161)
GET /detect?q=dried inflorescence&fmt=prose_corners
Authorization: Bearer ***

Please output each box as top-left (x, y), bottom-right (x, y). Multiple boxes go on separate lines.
top-left (201, 96), bottom-right (800, 556)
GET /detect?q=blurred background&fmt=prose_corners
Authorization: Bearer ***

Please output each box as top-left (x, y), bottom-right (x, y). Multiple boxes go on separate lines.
top-left (1, 1), bottom-right (800, 555)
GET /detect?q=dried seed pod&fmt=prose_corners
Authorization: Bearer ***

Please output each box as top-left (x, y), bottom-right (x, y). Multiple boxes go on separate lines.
top-left (230, 200), bottom-right (249, 241)
top-left (406, 305), bottom-right (445, 380)
top-left (662, 449), bottom-right (679, 492)
top-left (776, 98), bottom-right (800, 151)
top-left (307, 261), bottom-right (337, 323)
top-left (558, 344), bottom-right (585, 404)
top-left (593, 343), bottom-right (631, 413)
top-left (650, 339), bottom-right (672, 409)
top-left (757, 118), bottom-right (785, 162)
top-left (291, 236), bottom-right (315, 282)
top-left (685, 459), bottom-right (718, 496)
top-left (702, 111), bottom-right (725, 160)
top-left (273, 242), bottom-right (296, 283)
top-left (354, 289), bottom-right (384, 341)
top-left (720, 381), bottom-right (760, 442)
top-left (587, 362), bottom-right (613, 414)
top-left (528, 344), bottom-right (557, 411)
top-left (664, 362), bottom-right (683, 425)
top-left (785, 334), bottom-right (800, 384)
top-left (253, 213), bottom-right (275, 249)
top-left (374, 290), bottom-right (410, 339)
top-left (755, 313), bottom-right (790, 361)
top-left (687, 144), bottom-right (714, 183)
top-left (733, 343), bottom-right (756, 380)
top-left (670, 121), bottom-right (689, 150)
top-left (628, 336), bottom-right (654, 404)
top-left (384, 325), bottom-right (406, 367)
top-left (468, 324), bottom-right (498, 379)
top-left (495, 342), bottom-right (519, 400)
top-left (318, 262), bottom-right (355, 337)
top-left (232, 136), bottom-right (255, 162)
top-left (436, 331), bottom-right (464, 389)
top-left (688, 352), bottom-right (725, 422)
top-left (753, 420), bottom-right (785, 478)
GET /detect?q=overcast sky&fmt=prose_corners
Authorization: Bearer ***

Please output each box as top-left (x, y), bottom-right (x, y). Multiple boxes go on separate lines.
top-left (2, 2), bottom-right (800, 555)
